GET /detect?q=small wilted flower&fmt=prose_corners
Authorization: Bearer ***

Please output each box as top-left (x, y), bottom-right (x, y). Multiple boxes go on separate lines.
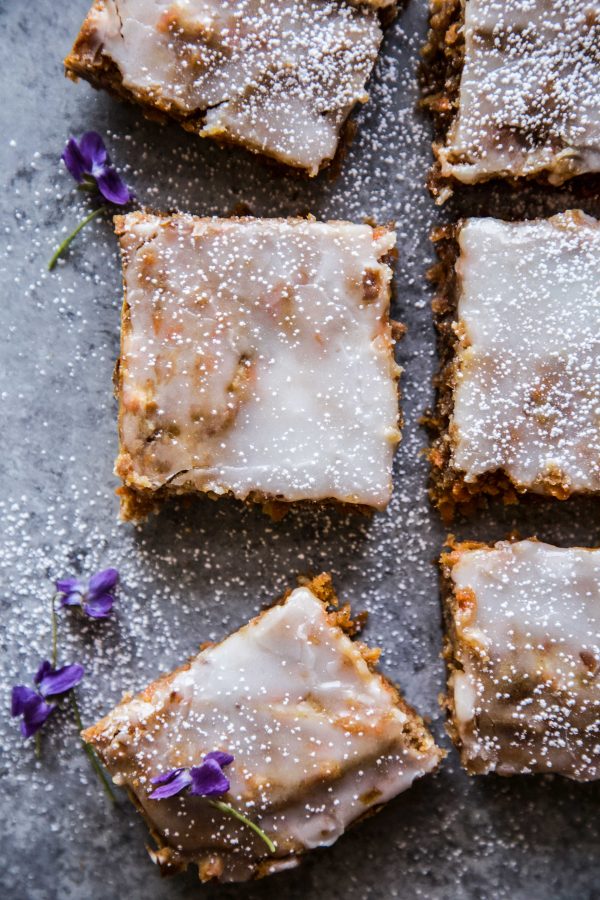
top-left (62, 131), bottom-right (131, 205)
top-left (56, 567), bottom-right (119, 619)
top-left (11, 660), bottom-right (84, 738)
top-left (149, 751), bottom-right (275, 853)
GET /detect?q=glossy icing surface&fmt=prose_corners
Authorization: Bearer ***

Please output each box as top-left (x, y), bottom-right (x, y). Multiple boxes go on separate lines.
top-left (75, 0), bottom-right (384, 173)
top-left (84, 586), bottom-right (441, 881)
top-left (116, 213), bottom-right (400, 509)
top-left (447, 540), bottom-right (600, 780)
top-left (450, 211), bottom-right (600, 496)
top-left (439, 0), bottom-right (600, 183)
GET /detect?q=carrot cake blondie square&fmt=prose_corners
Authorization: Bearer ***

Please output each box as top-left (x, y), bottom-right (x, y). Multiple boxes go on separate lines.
top-left (441, 539), bottom-right (600, 780)
top-left (115, 213), bottom-right (401, 520)
top-left (423, 0), bottom-right (600, 201)
top-left (65, 0), bottom-right (397, 175)
top-left (428, 210), bottom-right (600, 521)
top-left (82, 576), bottom-right (443, 882)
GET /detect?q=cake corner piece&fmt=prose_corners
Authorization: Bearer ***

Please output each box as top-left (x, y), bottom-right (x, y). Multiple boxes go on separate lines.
top-left (440, 538), bottom-right (600, 780)
top-left (82, 574), bottom-right (443, 882)
top-left (64, 0), bottom-right (395, 176)
top-left (113, 212), bottom-right (402, 521)
top-left (423, 0), bottom-right (600, 199)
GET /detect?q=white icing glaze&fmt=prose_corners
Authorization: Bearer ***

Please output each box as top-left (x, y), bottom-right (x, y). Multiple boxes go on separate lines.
top-left (116, 213), bottom-right (400, 509)
top-left (75, 0), bottom-right (384, 174)
top-left (439, 0), bottom-right (600, 184)
top-left (448, 540), bottom-right (600, 780)
top-left (84, 586), bottom-right (441, 881)
top-left (451, 211), bottom-right (600, 495)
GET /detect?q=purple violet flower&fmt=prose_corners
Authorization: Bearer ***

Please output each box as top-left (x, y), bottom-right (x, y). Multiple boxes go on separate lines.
top-left (49, 130), bottom-right (133, 270)
top-left (55, 567), bottom-right (119, 619)
top-left (149, 751), bottom-right (234, 800)
top-left (11, 660), bottom-right (84, 738)
top-left (148, 751), bottom-right (276, 853)
top-left (62, 132), bottom-right (131, 205)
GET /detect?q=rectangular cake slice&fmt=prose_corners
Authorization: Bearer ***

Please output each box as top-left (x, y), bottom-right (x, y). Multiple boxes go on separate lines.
top-left (423, 0), bottom-right (600, 200)
top-left (441, 539), bottom-right (600, 780)
top-left (82, 576), bottom-right (443, 882)
top-left (65, 0), bottom-right (395, 175)
top-left (428, 210), bottom-right (600, 521)
top-left (114, 212), bottom-right (401, 520)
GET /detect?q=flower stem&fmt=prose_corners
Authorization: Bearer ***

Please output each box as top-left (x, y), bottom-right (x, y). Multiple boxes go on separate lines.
top-left (35, 732), bottom-right (42, 760)
top-left (77, 178), bottom-right (97, 193)
top-left (70, 693), bottom-right (116, 805)
top-left (50, 594), bottom-right (59, 668)
top-left (48, 206), bottom-right (107, 270)
top-left (208, 799), bottom-right (276, 854)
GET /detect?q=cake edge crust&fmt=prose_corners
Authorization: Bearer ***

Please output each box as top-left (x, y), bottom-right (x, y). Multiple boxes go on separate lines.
top-left (439, 536), bottom-right (489, 774)
top-left (425, 222), bottom-right (519, 522)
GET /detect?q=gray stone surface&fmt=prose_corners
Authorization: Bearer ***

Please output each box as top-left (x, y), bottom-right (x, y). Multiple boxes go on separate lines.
top-left (1, 2), bottom-right (599, 899)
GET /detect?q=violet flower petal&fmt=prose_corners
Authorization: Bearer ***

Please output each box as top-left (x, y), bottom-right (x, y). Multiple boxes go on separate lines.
top-left (78, 131), bottom-right (107, 171)
top-left (84, 594), bottom-right (114, 619)
top-left (59, 593), bottom-right (83, 608)
top-left (149, 769), bottom-right (192, 800)
top-left (11, 685), bottom-right (38, 716)
top-left (150, 767), bottom-right (186, 787)
top-left (56, 577), bottom-right (84, 596)
top-left (61, 138), bottom-right (87, 182)
top-left (189, 759), bottom-right (230, 797)
top-left (37, 663), bottom-right (84, 698)
top-left (34, 660), bottom-right (53, 685)
top-left (96, 167), bottom-right (131, 205)
top-left (20, 695), bottom-right (55, 738)
top-left (204, 751), bottom-right (234, 769)
top-left (88, 567), bottom-right (119, 598)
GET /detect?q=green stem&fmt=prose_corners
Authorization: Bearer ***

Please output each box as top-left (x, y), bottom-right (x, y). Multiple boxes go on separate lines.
top-left (208, 799), bottom-right (276, 854)
top-left (70, 693), bottom-right (116, 805)
top-left (35, 732), bottom-right (42, 760)
top-left (48, 206), bottom-right (107, 270)
top-left (50, 593), bottom-right (59, 668)
top-left (77, 178), bottom-right (97, 193)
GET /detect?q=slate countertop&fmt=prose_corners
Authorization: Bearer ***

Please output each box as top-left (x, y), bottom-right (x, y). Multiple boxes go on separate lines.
top-left (1, 2), bottom-right (599, 899)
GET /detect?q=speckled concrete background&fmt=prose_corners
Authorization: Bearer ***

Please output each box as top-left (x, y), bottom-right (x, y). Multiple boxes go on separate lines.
top-left (1, 2), bottom-right (600, 899)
